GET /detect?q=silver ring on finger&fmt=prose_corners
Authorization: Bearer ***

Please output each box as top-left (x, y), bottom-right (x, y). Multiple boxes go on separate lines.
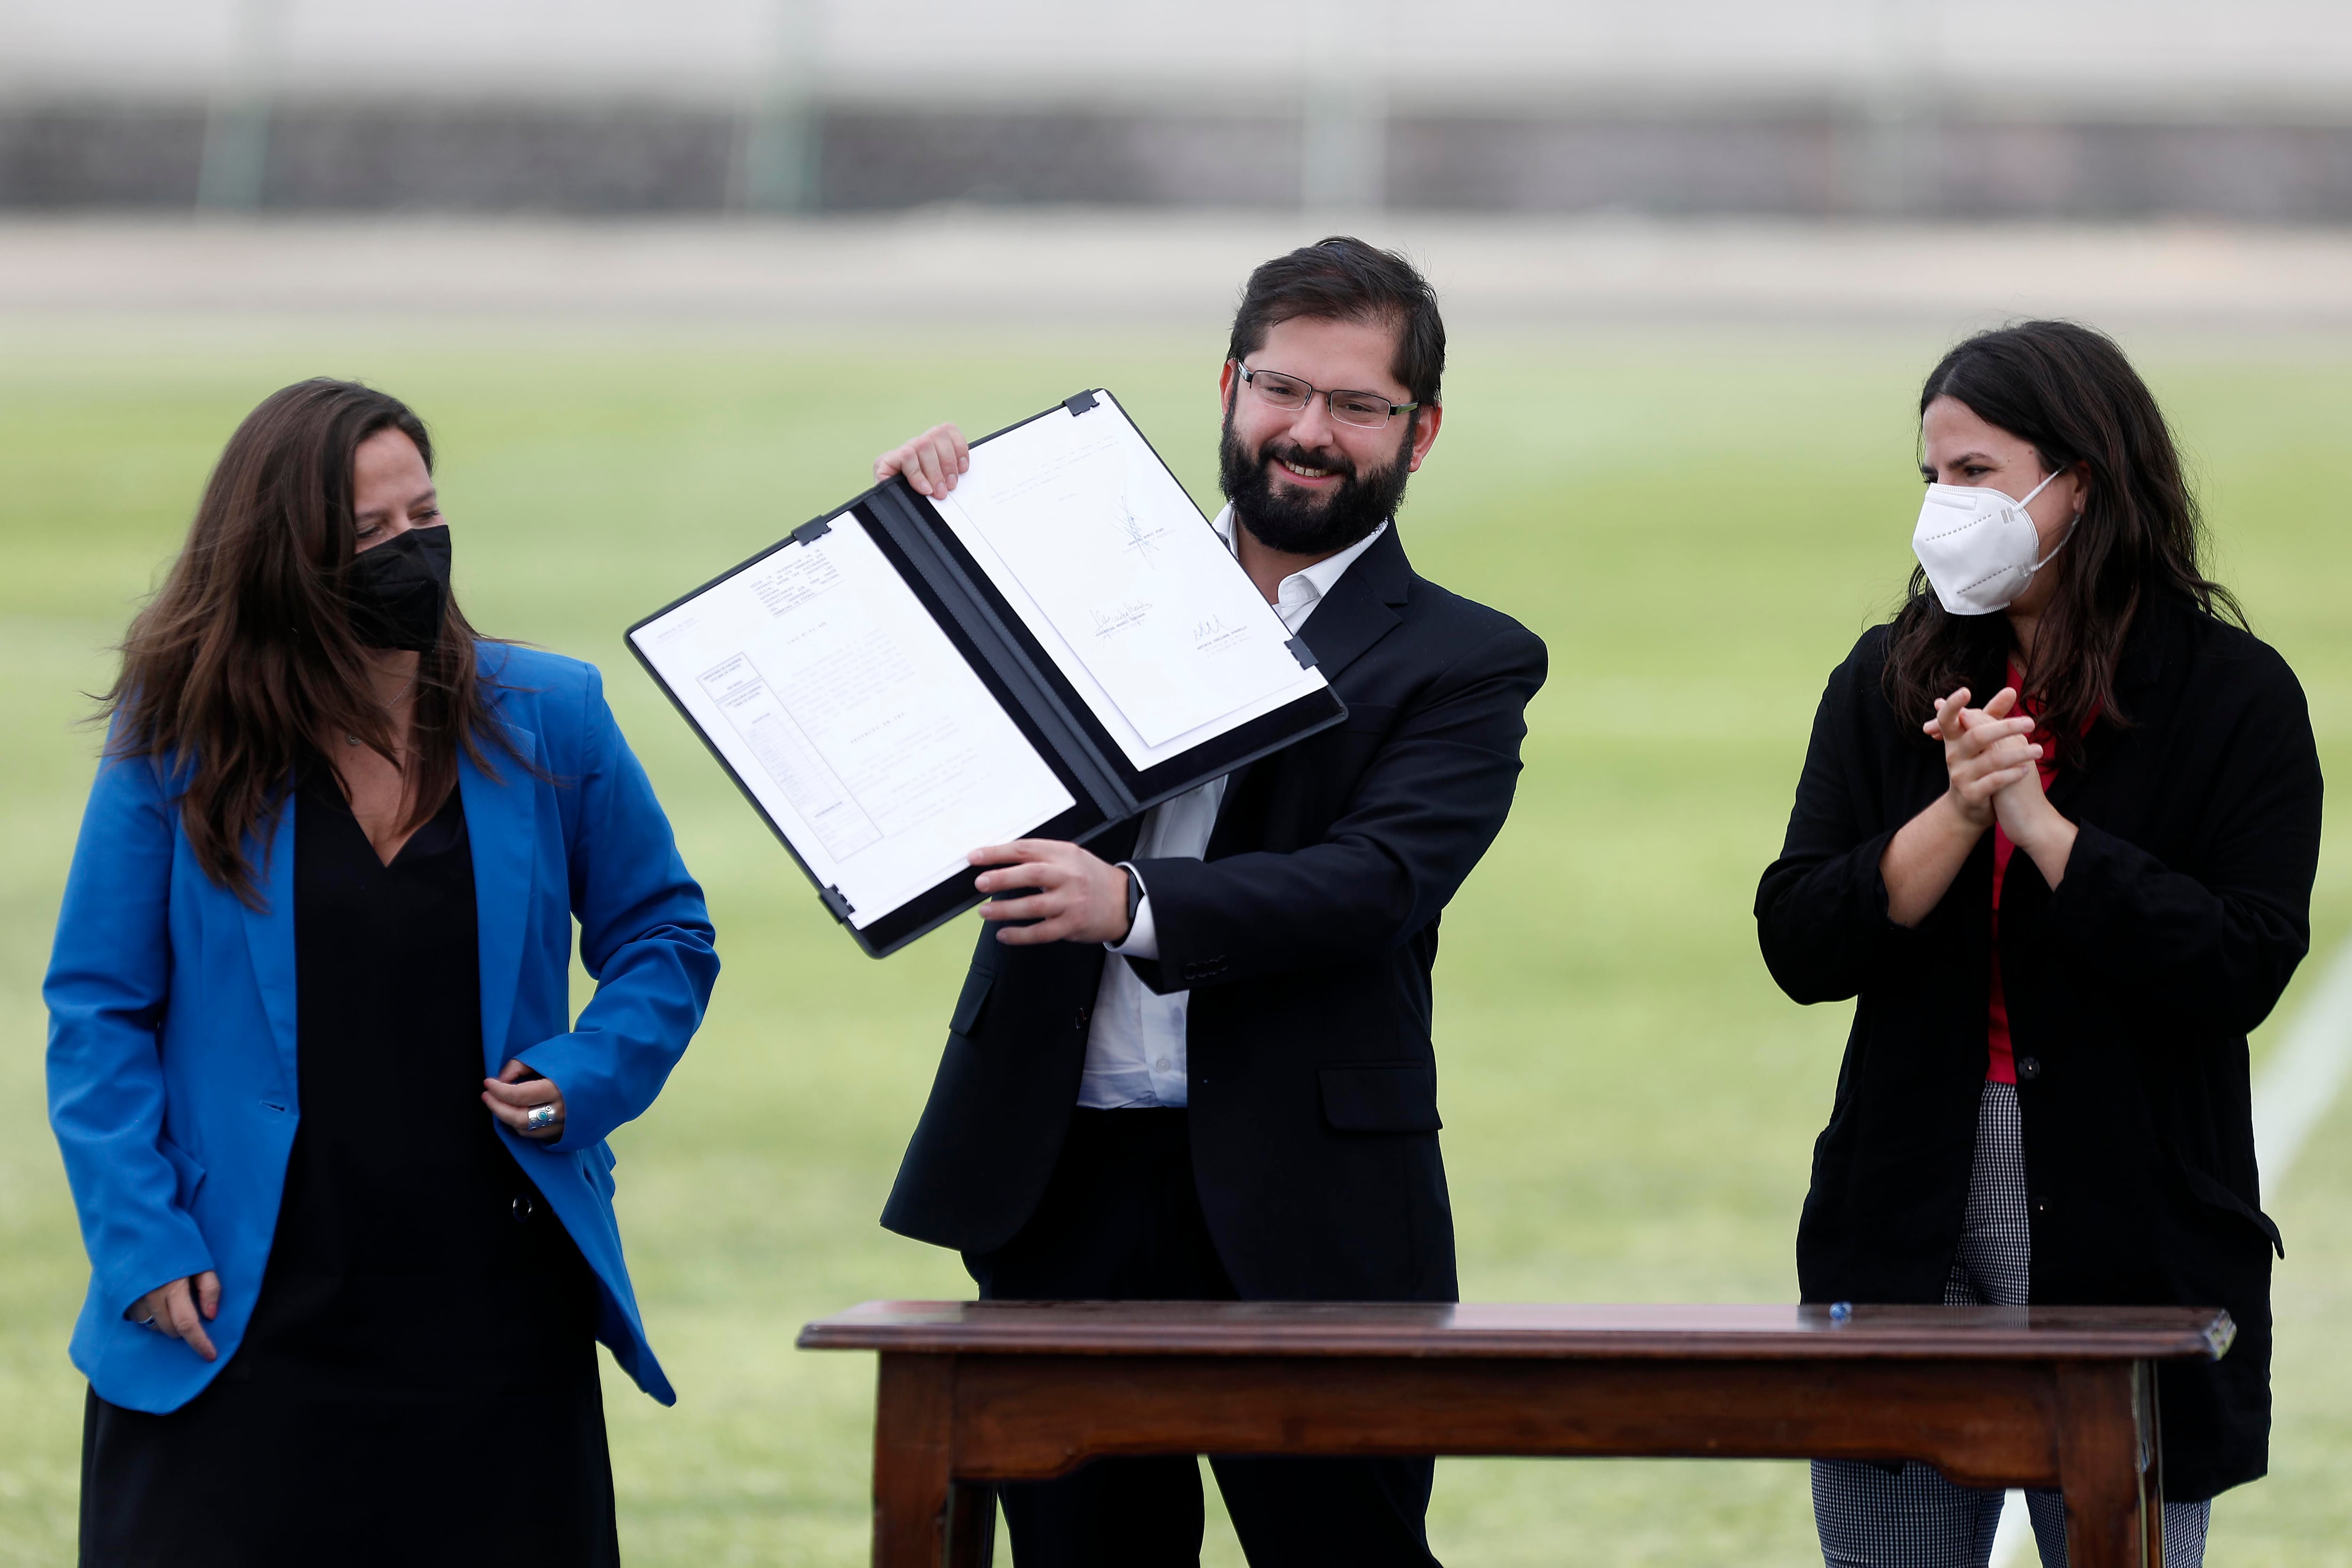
top-left (525, 1103), bottom-right (558, 1132)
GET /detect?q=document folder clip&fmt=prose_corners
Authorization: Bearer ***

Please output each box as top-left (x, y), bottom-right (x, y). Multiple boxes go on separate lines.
top-left (1284, 636), bottom-right (1319, 669)
top-left (1063, 390), bottom-right (1099, 416)
top-left (819, 883), bottom-right (857, 922)
top-left (791, 516), bottom-right (834, 546)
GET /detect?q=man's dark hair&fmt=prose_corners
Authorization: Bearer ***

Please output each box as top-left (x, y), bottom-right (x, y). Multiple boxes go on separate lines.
top-left (1227, 237), bottom-right (1445, 406)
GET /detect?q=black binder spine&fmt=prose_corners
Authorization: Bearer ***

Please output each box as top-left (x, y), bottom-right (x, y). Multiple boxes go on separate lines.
top-left (862, 482), bottom-right (1140, 821)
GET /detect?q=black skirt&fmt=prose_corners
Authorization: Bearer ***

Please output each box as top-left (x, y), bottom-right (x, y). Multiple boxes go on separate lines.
top-left (82, 765), bottom-right (619, 1568)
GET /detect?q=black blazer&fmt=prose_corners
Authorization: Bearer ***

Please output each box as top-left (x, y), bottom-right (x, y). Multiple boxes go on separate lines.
top-left (1756, 594), bottom-right (2321, 1500)
top-left (882, 524), bottom-right (1547, 1303)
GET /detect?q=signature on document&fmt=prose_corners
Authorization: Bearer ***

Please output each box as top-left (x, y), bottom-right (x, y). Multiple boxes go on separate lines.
top-left (1090, 599), bottom-right (1153, 638)
top-left (1115, 499), bottom-right (1169, 565)
top-left (1192, 615), bottom-right (1249, 655)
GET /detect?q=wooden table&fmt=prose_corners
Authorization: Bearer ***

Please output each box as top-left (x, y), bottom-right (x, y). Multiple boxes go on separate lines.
top-left (798, 1300), bottom-right (2233, 1568)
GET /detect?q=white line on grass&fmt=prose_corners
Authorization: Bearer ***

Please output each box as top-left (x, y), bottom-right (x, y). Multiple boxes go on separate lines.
top-left (2251, 933), bottom-right (2352, 1186)
top-left (1989, 1491), bottom-right (2037, 1566)
top-left (1985, 930), bottom-right (2352, 1566)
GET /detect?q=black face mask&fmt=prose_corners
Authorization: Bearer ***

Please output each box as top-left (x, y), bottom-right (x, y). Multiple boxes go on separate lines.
top-left (346, 525), bottom-right (451, 653)
top-left (1217, 395), bottom-right (1415, 557)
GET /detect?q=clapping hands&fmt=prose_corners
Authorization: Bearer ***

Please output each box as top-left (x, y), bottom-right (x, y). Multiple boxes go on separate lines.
top-left (1925, 685), bottom-right (2076, 877)
top-left (1925, 686), bottom-right (2042, 829)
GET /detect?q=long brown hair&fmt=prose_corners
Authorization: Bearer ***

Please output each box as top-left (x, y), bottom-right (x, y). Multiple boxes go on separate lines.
top-left (103, 378), bottom-right (521, 905)
top-left (1883, 320), bottom-right (2242, 754)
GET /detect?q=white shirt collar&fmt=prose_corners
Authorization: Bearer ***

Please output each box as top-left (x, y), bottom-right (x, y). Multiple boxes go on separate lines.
top-left (1208, 505), bottom-right (1387, 632)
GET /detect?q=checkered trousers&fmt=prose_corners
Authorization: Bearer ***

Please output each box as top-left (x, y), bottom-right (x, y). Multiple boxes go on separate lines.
top-left (1810, 1084), bottom-right (2212, 1567)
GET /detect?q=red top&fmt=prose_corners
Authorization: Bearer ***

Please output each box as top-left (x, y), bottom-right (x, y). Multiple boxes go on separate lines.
top-left (1986, 667), bottom-right (2063, 1084)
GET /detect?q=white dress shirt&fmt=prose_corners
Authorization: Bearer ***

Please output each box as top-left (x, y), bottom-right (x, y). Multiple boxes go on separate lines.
top-left (1074, 509), bottom-right (1389, 1109)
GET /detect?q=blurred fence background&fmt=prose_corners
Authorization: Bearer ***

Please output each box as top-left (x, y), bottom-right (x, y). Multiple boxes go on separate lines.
top-left (6, 0), bottom-right (2352, 219)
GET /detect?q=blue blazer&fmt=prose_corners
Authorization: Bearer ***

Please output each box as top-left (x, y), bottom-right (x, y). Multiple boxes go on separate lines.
top-left (45, 645), bottom-right (718, 1415)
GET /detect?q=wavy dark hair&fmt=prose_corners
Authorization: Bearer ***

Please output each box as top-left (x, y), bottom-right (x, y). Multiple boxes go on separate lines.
top-left (102, 378), bottom-right (520, 906)
top-left (1883, 320), bottom-right (2242, 754)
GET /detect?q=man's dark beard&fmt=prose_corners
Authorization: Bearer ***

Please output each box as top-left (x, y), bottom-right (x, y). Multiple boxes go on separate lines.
top-left (1218, 406), bottom-right (1414, 557)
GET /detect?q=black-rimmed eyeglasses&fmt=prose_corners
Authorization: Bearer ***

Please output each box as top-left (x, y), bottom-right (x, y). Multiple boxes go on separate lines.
top-left (1231, 361), bottom-right (1419, 430)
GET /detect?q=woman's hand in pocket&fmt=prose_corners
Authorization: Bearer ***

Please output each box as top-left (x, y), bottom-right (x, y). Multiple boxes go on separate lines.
top-left (483, 1059), bottom-right (567, 1142)
top-left (127, 1271), bottom-right (220, 1361)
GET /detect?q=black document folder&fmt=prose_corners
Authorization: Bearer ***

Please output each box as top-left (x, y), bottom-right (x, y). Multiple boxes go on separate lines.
top-left (627, 389), bottom-right (1347, 957)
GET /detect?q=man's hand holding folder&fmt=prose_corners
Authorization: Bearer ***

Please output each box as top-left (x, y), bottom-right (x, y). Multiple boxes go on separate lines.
top-left (874, 422), bottom-right (972, 498)
top-left (968, 840), bottom-right (1133, 946)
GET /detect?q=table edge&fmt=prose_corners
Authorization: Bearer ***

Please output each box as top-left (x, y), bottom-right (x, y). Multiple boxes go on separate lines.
top-left (795, 1329), bottom-right (2228, 1361)
top-left (795, 1304), bottom-right (2233, 1362)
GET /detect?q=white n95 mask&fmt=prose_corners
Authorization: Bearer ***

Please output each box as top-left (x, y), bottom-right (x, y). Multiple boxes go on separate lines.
top-left (1910, 468), bottom-right (2074, 616)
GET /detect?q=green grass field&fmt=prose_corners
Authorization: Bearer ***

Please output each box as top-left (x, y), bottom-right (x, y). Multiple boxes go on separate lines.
top-left (3, 316), bottom-right (2350, 1565)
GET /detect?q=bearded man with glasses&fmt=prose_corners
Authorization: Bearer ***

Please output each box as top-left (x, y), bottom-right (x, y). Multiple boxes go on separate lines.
top-left (873, 236), bottom-right (1548, 1568)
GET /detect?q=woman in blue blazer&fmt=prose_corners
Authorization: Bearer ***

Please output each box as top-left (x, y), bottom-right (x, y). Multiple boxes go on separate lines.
top-left (46, 379), bottom-right (718, 1567)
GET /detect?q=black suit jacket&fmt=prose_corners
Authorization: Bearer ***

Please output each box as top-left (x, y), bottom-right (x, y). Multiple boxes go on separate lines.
top-left (881, 524), bottom-right (1548, 1303)
top-left (1756, 595), bottom-right (2322, 1500)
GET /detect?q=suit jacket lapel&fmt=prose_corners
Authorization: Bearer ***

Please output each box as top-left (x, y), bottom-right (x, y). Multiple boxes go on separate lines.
top-left (238, 793), bottom-right (301, 1084)
top-left (462, 722), bottom-right (538, 1072)
top-left (1298, 524), bottom-right (1410, 685)
top-left (1208, 524), bottom-right (1412, 845)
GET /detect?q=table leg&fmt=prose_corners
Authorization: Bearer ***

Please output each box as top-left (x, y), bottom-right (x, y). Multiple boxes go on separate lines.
top-left (2053, 1361), bottom-right (2156, 1568)
top-left (946, 1482), bottom-right (997, 1566)
top-left (2142, 1367), bottom-right (2167, 1568)
top-left (873, 1353), bottom-right (959, 1568)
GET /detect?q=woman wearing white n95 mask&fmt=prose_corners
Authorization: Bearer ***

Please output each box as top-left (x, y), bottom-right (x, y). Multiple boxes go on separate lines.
top-left (1757, 321), bottom-right (2320, 1567)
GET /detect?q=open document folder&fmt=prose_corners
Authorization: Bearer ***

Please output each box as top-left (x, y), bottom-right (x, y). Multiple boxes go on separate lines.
top-left (627, 390), bottom-right (1345, 956)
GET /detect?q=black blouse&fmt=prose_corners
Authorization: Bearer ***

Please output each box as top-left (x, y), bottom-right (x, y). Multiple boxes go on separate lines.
top-left (1756, 594), bottom-right (2322, 1501)
top-left (237, 763), bottom-right (597, 1386)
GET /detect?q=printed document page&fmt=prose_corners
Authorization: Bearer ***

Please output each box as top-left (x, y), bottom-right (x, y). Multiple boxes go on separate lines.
top-left (630, 517), bottom-right (1073, 928)
top-left (928, 394), bottom-right (1327, 771)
